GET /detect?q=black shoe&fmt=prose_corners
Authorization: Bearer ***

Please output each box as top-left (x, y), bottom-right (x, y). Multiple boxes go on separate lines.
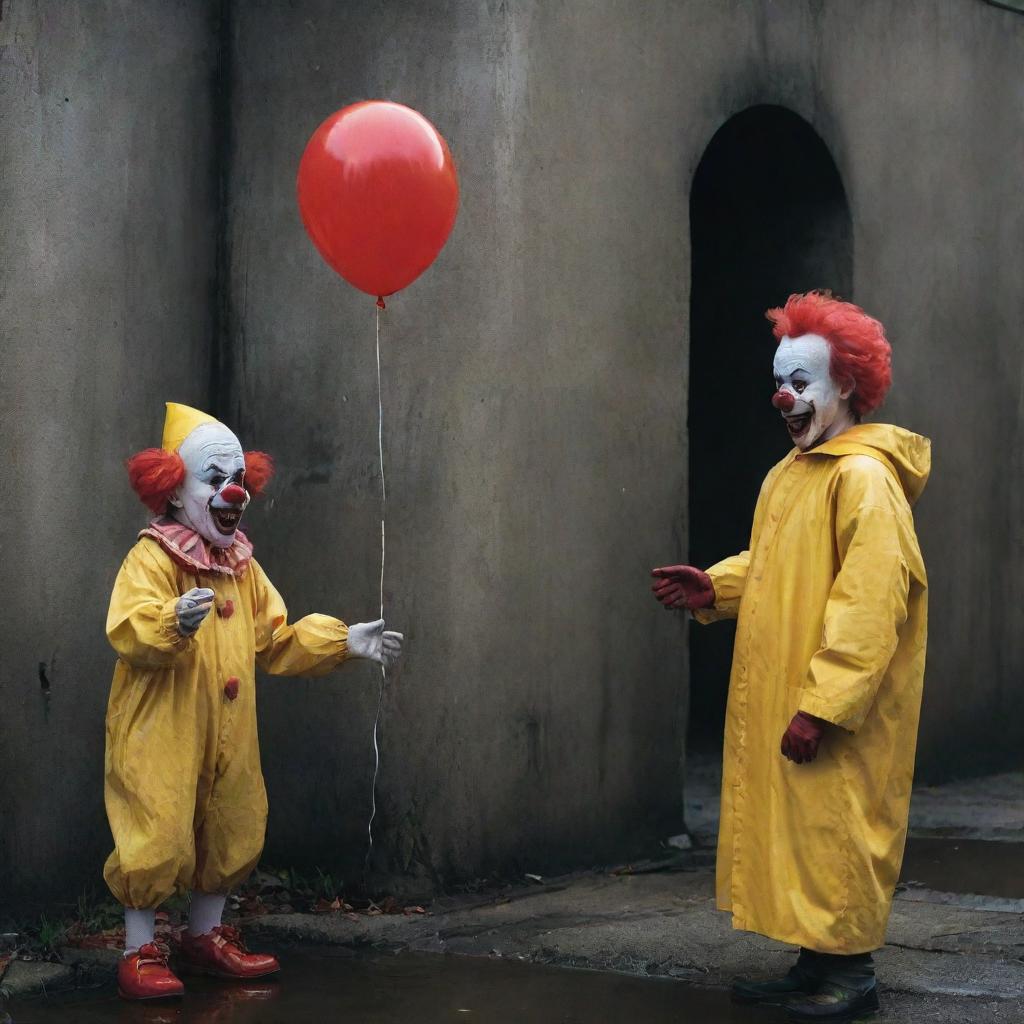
top-left (731, 960), bottom-right (822, 1006)
top-left (785, 981), bottom-right (880, 1021)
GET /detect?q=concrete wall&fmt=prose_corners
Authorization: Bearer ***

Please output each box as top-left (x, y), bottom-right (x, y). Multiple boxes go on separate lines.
top-left (822, 2), bottom-right (1024, 779)
top-left (224, 0), bottom-right (690, 887)
top-left (225, 0), bottom-right (1024, 892)
top-left (0, 0), bottom-right (221, 909)
top-left (2, 0), bottom-right (1021, 909)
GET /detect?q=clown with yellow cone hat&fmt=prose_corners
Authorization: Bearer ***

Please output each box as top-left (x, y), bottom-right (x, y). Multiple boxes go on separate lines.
top-left (104, 402), bottom-right (404, 1000)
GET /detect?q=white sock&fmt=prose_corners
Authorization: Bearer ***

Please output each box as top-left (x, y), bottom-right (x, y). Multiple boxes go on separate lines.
top-left (124, 908), bottom-right (156, 955)
top-left (188, 891), bottom-right (227, 937)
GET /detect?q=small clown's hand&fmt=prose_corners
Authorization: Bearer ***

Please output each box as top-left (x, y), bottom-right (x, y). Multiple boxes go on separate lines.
top-left (348, 619), bottom-right (404, 670)
top-left (175, 587), bottom-right (215, 636)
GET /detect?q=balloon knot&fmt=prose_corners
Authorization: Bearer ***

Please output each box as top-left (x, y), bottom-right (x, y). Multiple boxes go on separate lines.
top-left (376, 295), bottom-right (386, 310)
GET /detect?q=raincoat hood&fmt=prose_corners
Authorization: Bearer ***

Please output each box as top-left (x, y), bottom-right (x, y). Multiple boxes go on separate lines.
top-left (811, 423), bottom-right (930, 507)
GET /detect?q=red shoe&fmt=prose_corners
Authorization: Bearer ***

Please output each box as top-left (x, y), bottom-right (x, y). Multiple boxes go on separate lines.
top-left (178, 925), bottom-right (280, 979)
top-left (117, 942), bottom-right (185, 1000)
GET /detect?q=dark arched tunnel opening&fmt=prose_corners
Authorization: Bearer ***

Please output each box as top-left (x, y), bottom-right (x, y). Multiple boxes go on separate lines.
top-left (687, 105), bottom-right (853, 753)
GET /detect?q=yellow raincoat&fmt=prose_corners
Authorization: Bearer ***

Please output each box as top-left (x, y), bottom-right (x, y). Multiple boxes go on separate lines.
top-left (104, 526), bottom-right (350, 909)
top-left (695, 423), bottom-right (929, 954)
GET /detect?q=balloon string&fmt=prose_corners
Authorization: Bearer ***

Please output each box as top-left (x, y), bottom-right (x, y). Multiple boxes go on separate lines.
top-left (366, 303), bottom-right (386, 881)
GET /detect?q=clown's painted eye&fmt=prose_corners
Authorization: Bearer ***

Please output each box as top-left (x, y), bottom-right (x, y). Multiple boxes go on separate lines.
top-left (210, 474), bottom-right (226, 488)
top-left (793, 380), bottom-right (808, 394)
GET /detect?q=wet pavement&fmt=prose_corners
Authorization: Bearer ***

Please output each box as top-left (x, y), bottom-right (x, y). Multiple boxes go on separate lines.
top-left (900, 839), bottom-right (1024, 900)
top-left (6, 947), bottom-right (770, 1024)
top-left (6, 759), bottom-right (1021, 1022)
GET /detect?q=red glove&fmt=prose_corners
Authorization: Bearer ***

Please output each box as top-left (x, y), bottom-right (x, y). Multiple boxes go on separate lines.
top-left (651, 565), bottom-right (715, 611)
top-left (781, 711), bottom-right (827, 764)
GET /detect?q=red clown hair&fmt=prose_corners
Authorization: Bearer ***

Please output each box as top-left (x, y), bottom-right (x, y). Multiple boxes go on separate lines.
top-left (243, 451), bottom-right (274, 496)
top-left (126, 448), bottom-right (275, 513)
top-left (765, 291), bottom-right (892, 417)
top-left (127, 448), bottom-right (186, 513)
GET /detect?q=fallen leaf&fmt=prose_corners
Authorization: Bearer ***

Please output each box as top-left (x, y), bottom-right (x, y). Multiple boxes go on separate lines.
top-left (313, 897), bottom-right (343, 914)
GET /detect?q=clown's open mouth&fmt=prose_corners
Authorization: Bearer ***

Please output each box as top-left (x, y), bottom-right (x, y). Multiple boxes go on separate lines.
top-left (211, 507), bottom-right (242, 535)
top-left (785, 412), bottom-right (813, 439)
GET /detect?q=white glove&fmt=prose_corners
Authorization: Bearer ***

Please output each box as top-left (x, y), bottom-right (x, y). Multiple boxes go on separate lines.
top-left (347, 618), bottom-right (404, 669)
top-left (175, 587), bottom-right (215, 636)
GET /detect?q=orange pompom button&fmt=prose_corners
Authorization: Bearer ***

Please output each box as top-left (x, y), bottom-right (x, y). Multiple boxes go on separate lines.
top-left (218, 599), bottom-right (235, 620)
top-left (224, 677), bottom-right (240, 701)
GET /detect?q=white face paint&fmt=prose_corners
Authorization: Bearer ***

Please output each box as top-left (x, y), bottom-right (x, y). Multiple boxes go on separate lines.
top-left (772, 334), bottom-right (854, 450)
top-left (170, 423), bottom-right (249, 548)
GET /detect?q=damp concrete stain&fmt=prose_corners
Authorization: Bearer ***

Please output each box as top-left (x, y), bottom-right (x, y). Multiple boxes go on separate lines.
top-left (7, 947), bottom-right (767, 1023)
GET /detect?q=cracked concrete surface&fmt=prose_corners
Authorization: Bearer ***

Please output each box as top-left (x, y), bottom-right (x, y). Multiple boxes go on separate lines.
top-left (907, 773), bottom-right (1024, 842)
top-left (239, 868), bottom-right (1024, 1021)
top-left (4, 867), bottom-right (1021, 1021)
top-left (5, 762), bottom-right (1020, 1022)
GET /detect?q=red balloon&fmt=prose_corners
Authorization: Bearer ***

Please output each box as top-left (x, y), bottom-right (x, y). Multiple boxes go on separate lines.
top-left (297, 101), bottom-right (459, 301)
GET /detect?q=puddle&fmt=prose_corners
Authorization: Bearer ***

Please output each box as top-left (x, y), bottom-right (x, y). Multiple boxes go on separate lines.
top-left (6, 947), bottom-right (770, 1023)
top-left (901, 839), bottom-right (1024, 899)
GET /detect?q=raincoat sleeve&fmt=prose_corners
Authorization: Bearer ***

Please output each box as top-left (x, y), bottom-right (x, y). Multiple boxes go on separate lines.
top-left (798, 456), bottom-right (911, 732)
top-left (692, 551), bottom-right (751, 624)
top-left (251, 559), bottom-right (351, 677)
top-left (106, 540), bottom-right (196, 668)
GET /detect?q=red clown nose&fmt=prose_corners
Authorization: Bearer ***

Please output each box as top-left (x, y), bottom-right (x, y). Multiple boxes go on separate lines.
top-left (772, 389), bottom-right (796, 412)
top-left (221, 484), bottom-right (247, 505)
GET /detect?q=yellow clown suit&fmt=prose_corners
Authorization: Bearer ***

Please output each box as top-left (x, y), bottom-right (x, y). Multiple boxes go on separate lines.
top-left (652, 292), bottom-right (928, 1021)
top-left (104, 403), bottom-right (403, 1000)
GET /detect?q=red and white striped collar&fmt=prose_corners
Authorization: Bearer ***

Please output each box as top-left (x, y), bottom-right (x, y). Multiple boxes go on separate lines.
top-left (139, 516), bottom-right (254, 578)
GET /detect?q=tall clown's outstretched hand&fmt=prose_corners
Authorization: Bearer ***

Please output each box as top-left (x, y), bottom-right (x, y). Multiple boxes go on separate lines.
top-left (650, 566), bottom-right (715, 611)
top-left (348, 619), bottom-right (404, 670)
top-left (175, 588), bottom-right (215, 636)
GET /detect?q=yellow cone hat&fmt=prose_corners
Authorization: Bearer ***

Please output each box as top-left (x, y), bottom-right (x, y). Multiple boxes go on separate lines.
top-left (161, 402), bottom-right (220, 453)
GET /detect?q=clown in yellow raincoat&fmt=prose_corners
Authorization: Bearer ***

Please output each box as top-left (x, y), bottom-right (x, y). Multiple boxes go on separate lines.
top-left (653, 292), bottom-right (928, 1022)
top-left (105, 402), bottom-right (403, 1000)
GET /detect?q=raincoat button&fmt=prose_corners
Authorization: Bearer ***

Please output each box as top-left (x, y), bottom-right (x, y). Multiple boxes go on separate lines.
top-left (218, 600), bottom-right (235, 620)
top-left (224, 677), bottom-right (240, 701)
